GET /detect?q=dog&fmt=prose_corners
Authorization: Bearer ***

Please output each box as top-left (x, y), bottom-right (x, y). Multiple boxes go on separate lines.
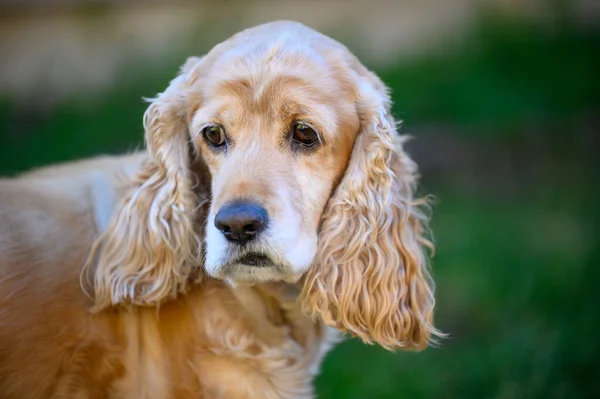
top-left (0, 20), bottom-right (442, 398)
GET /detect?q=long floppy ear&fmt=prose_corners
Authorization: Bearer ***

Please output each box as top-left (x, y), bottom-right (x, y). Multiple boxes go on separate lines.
top-left (301, 70), bottom-right (444, 350)
top-left (85, 57), bottom-right (206, 311)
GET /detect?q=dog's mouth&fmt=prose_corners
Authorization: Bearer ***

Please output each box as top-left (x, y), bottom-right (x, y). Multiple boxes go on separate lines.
top-left (210, 248), bottom-right (302, 284)
top-left (235, 252), bottom-right (273, 267)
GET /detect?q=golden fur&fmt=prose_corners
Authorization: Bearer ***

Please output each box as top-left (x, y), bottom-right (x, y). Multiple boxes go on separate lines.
top-left (0, 21), bottom-right (443, 398)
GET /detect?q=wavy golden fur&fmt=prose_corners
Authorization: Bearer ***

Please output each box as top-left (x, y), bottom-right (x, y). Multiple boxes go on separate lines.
top-left (87, 68), bottom-right (206, 310)
top-left (0, 21), bottom-right (443, 398)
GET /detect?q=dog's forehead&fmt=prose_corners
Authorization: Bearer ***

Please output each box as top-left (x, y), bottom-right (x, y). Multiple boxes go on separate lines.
top-left (202, 44), bottom-right (332, 94)
top-left (189, 21), bottom-right (360, 144)
top-left (194, 71), bottom-right (352, 141)
top-left (192, 79), bottom-right (341, 147)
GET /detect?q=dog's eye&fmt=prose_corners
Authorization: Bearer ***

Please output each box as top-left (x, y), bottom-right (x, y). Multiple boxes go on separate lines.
top-left (202, 125), bottom-right (226, 148)
top-left (292, 122), bottom-right (319, 148)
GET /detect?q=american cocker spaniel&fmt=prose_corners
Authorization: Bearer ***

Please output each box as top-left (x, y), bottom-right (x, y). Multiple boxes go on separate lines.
top-left (0, 21), bottom-right (443, 398)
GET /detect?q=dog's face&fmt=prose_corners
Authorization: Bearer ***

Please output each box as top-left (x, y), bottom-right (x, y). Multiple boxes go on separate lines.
top-left (90, 21), bottom-right (443, 351)
top-left (191, 49), bottom-right (358, 284)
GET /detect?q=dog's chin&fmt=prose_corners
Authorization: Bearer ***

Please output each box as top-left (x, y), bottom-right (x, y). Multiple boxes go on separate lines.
top-left (207, 253), bottom-right (304, 286)
top-left (223, 267), bottom-right (304, 288)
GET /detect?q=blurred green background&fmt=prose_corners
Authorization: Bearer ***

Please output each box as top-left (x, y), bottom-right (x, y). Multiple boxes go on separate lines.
top-left (1, 1), bottom-right (598, 398)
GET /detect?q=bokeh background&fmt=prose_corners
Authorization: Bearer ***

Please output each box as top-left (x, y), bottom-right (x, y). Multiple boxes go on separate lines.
top-left (1, 1), bottom-right (599, 398)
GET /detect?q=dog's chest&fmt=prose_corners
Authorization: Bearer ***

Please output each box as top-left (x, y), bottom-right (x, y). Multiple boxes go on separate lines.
top-left (101, 283), bottom-right (340, 399)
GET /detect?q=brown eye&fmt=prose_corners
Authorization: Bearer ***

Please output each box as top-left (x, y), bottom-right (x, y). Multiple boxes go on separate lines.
top-left (202, 125), bottom-right (226, 148)
top-left (292, 122), bottom-right (320, 148)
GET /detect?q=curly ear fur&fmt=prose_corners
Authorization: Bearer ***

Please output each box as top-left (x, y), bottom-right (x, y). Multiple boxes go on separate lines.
top-left (301, 71), bottom-right (444, 350)
top-left (85, 58), bottom-right (205, 311)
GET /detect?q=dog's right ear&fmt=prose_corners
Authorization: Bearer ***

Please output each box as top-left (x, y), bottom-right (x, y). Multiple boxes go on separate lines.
top-left (84, 56), bottom-right (206, 311)
top-left (301, 64), bottom-right (444, 351)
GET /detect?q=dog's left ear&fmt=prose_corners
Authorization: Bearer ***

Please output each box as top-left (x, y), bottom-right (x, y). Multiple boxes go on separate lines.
top-left (85, 56), bottom-right (206, 311)
top-left (301, 67), bottom-right (444, 350)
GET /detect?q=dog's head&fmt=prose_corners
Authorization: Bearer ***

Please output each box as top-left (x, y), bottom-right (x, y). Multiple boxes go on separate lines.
top-left (88, 21), bottom-right (442, 350)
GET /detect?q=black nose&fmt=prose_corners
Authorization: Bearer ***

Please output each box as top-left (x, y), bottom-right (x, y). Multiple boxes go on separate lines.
top-left (214, 201), bottom-right (268, 244)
